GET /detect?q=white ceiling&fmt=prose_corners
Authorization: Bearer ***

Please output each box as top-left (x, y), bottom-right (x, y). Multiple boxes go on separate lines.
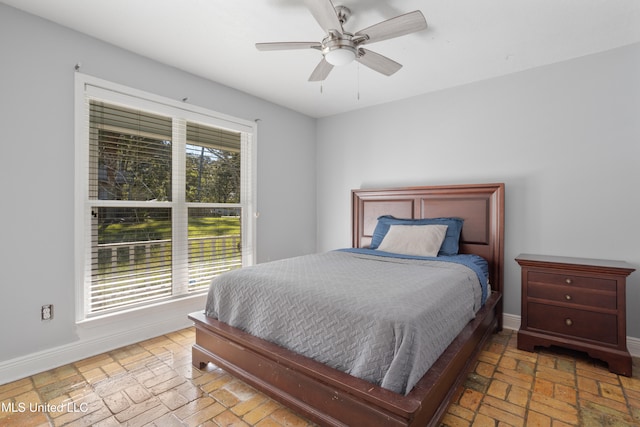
top-left (3, 0), bottom-right (640, 117)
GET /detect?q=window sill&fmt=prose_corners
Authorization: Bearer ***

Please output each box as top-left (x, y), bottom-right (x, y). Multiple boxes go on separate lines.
top-left (76, 293), bottom-right (207, 330)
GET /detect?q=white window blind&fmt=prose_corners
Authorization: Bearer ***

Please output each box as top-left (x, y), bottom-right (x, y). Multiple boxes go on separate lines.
top-left (76, 75), bottom-right (255, 320)
top-left (185, 122), bottom-right (243, 293)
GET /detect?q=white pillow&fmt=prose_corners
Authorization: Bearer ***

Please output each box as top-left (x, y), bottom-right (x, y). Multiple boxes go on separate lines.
top-left (377, 224), bottom-right (448, 257)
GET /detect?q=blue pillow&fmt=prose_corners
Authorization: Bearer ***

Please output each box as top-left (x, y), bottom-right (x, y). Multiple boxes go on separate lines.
top-left (370, 215), bottom-right (464, 256)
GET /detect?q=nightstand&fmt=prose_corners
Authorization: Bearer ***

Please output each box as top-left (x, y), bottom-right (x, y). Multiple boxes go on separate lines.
top-left (516, 254), bottom-right (635, 376)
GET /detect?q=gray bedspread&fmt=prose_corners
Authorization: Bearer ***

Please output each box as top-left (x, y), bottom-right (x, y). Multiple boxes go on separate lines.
top-left (205, 250), bottom-right (483, 395)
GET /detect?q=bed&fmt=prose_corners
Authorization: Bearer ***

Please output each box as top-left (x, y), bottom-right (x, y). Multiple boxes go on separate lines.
top-left (189, 183), bottom-right (505, 426)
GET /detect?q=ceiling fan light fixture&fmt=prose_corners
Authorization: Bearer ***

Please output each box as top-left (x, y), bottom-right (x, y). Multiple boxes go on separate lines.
top-left (321, 33), bottom-right (357, 66)
top-left (325, 47), bottom-right (356, 66)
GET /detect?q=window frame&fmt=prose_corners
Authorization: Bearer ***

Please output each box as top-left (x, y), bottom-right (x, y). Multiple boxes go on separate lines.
top-left (74, 73), bottom-right (257, 322)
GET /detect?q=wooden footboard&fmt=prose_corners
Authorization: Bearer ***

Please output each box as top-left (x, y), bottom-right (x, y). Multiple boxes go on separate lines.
top-left (189, 291), bottom-right (500, 427)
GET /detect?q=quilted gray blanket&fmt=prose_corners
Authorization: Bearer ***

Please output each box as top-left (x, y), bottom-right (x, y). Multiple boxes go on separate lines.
top-left (205, 250), bottom-right (483, 395)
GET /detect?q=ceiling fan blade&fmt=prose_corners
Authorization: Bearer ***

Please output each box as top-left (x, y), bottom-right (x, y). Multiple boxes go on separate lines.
top-left (256, 42), bottom-right (322, 51)
top-left (355, 11), bottom-right (427, 45)
top-left (308, 58), bottom-right (334, 81)
top-left (305, 0), bottom-right (343, 34)
top-left (356, 48), bottom-right (402, 76)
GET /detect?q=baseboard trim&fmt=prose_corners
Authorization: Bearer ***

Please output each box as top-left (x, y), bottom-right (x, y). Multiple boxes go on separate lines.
top-left (0, 299), bottom-right (203, 386)
top-left (502, 313), bottom-right (521, 332)
top-left (502, 313), bottom-right (640, 358)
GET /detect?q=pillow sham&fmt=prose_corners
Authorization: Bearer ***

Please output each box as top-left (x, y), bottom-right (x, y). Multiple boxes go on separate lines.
top-left (370, 215), bottom-right (464, 256)
top-left (377, 224), bottom-right (448, 257)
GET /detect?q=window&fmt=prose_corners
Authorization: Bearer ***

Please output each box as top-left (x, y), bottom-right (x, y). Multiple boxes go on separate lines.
top-left (75, 75), bottom-right (255, 320)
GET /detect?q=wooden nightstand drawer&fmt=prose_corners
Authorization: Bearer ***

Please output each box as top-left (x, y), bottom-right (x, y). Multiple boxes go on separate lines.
top-left (528, 271), bottom-right (616, 292)
top-left (527, 302), bottom-right (617, 344)
top-left (527, 282), bottom-right (616, 309)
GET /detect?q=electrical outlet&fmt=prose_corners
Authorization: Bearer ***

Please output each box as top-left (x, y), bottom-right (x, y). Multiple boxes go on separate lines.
top-left (41, 304), bottom-right (53, 321)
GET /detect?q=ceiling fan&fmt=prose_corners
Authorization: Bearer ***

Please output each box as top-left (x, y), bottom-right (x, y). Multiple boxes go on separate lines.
top-left (255, 0), bottom-right (428, 81)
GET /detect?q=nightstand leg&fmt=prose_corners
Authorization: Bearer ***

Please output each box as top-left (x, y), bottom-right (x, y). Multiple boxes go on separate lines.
top-left (516, 331), bottom-right (537, 352)
top-left (602, 355), bottom-right (632, 377)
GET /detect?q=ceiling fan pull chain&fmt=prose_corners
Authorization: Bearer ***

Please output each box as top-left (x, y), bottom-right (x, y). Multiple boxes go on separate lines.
top-left (357, 63), bottom-right (360, 100)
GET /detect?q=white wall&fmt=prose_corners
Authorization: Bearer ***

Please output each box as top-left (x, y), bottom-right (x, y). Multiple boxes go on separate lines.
top-left (0, 3), bottom-right (316, 380)
top-left (316, 43), bottom-right (640, 339)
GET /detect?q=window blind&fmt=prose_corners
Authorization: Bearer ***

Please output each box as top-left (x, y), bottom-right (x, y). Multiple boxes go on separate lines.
top-left (88, 102), bottom-right (174, 313)
top-left (89, 101), bottom-right (173, 202)
top-left (186, 122), bottom-right (241, 153)
top-left (185, 121), bottom-right (243, 293)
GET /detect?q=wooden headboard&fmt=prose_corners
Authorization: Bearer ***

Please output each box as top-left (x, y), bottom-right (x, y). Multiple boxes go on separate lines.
top-left (352, 183), bottom-right (505, 296)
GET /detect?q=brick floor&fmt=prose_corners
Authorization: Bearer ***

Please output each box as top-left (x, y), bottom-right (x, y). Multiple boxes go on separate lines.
top-left (442, 330), bottom-right (640, 427)
top-left (0, 329), bottom-right (638, 426)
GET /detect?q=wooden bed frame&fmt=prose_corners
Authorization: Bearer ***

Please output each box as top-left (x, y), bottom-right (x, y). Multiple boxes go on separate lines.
top-left (189, 183), bottom-right (505, 426)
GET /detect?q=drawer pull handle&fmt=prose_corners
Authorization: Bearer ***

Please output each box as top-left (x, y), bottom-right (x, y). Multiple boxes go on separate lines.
top-left (565, 278), bottom-right (573, 284)
top-left (565, 294), bottom-right (572, 300)
top-left (565, 318), bottom-right (573, 326)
